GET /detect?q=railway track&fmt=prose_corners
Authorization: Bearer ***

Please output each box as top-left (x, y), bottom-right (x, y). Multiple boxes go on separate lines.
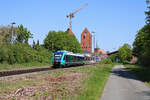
top-left (0, 67), bottom-right (52, 77)
top-left (0, 63), bottom-right (97, 77)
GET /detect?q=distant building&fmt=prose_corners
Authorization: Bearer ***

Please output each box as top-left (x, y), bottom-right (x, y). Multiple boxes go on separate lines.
top-left (81, 28), bottom-right (92, 55)
top-left (95, 48), bottom-right (108, 59)
top-left (95, 48), bottom-right (107, 55)
top-left (67, 28), bottom-right (75, 36)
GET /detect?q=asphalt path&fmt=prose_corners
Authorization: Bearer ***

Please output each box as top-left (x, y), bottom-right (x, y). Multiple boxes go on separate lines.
top-left (100, 65), bottom-right (150, 100)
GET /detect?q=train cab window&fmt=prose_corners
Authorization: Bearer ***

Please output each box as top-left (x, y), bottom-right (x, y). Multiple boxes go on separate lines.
top-left (63, 55), bottom-right (66, 60)
top-left (54, 54), bottom-right (62, 60)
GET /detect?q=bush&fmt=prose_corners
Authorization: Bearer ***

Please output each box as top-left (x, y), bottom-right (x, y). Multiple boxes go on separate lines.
top-left (99, 58), bottom-right (112, 64)
top-left (109, 54), bottom-right (118, 62)
top-left (0, 43), bottom-right (52, 64)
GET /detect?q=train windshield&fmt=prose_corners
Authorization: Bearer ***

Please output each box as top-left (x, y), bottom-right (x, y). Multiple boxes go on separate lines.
top-left (54, 53), bottom-right (62, 60)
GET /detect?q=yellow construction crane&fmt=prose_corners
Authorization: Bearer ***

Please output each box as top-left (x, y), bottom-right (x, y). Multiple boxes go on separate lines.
top-left (67, 4), bottom-right (88, 31)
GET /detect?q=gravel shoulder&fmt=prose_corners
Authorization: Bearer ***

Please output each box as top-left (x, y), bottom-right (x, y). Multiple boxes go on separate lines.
top-left (100, 65), bottom-right (150, 100)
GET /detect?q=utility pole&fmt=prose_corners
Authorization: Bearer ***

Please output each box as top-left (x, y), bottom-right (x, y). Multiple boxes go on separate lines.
top-left (92, 31), bottom-right (96, 56)
top-left (11, 22), bottom-right (16, 44)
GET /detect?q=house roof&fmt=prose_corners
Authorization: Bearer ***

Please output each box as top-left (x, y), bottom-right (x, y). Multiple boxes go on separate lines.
top-left (98, 49), bottom-right (107, 55)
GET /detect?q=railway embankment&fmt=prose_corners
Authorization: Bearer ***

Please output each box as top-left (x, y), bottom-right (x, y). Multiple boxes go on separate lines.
top-left (0, 64), bottom-right (113, 100)
top-left (0, 62), bottom-right (50, 71)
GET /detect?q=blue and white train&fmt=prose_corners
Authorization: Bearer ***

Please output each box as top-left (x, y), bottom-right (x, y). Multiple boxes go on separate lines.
top-left (52, 51), bottom-right (85, 67)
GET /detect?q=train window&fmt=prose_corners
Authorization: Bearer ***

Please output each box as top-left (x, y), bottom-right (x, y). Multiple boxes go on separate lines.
top-left (69, 55), bottom-right (72, 62)
top-left (76, 57), bottom-right (77, 61)
top-left (72, 56), bottom-right (74, 62)
top-left (78, 57), bottom-right (80, 61)
top-left (63, 55), bottom-right (66, 60)
top-left (74, 56), bottom-right (76, 62)
top-left (66, 55), bottom-right (70, 62)
top-left (72, 56), bottom-right (76, 62)
top-left (74, 56), bottom-right (75, 61)
top-left (54, 53), bottom-right (63, 60)
top-left (75, 56), bottom-right (76, 62)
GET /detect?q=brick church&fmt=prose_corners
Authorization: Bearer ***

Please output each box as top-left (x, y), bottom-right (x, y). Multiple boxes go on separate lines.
top-left (81, 28), bottom-right (92, 55)
top-left (67, 27), bottom-right (92, 55)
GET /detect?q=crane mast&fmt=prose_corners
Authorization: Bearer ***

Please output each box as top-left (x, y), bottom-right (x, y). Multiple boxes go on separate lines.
top-left (67, 4), bottom-right (88, 31)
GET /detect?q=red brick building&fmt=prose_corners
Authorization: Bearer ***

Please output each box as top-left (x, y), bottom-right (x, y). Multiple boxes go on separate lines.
top-left (81, 28), bottom-right (92, 54)
top-left (67, 28), bottom-right (75, 36)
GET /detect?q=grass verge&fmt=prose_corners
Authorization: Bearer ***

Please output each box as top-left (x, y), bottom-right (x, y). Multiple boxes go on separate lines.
top-left (125, 64), bottom-right (150, 86)
top-left (0, 62), bottom-right (51, 70)
top-left (78, 64), bottom-right (113, 100)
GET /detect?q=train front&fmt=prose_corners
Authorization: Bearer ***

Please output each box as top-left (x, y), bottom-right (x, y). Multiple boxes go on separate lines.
top-left (52, 51), bottom-right (65, 67)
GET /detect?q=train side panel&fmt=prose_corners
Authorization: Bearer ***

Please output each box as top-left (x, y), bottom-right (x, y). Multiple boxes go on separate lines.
top-left (53, 51), bottom-right (85, 67)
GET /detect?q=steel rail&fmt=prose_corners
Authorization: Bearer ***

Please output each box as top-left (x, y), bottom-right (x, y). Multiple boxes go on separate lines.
top-left (0, 63), bottom-right (98, 77)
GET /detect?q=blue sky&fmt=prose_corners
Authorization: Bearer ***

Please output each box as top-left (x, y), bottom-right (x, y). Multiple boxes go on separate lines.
top-left (0, 0), bottom-right (147, 52)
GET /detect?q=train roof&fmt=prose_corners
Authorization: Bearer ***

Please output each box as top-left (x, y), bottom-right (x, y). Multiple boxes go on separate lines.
top-left (54, 50), bottom-right (84, 57)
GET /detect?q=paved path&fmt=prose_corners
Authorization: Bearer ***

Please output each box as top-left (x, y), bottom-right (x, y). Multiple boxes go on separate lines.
top-left (100, 65), bottom-right (150, 100)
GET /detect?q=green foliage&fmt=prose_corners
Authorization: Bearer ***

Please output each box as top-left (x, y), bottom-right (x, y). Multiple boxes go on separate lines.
top-left (0, 25), bottom-right (18, 44)
top-left (133, 24), bottom-right (150, 66)
top-left (145, 6), bottom-right (150, 24)
top-left (99, 58), bottom-right (112, 64)
top-left (16, 24), bottom-right (33, 44)
top-left (0, 43), bottom-right (52, 64)
top-left (32, 40), bottom-right (36, 49)
top-left (34, 91), bottom-right (41, 99)
top-left (118, 43), bottom-right (132, 63)
top-left (146, 0), bottom-right (150, 5)
top-left (78, 64), bottom-right (113, 100)
top-left (109, 54), bottom-right (118, 62)
top-left (44, 31), bottom-right (83, 53)
top-left (132, 2), bottom-right (150, 66)
top-left (0, 62), bottom-right (50, 70)
top-left (0, 24), bottom-right (32, 44)
top-left (11, 97), bottom-right (16, 100)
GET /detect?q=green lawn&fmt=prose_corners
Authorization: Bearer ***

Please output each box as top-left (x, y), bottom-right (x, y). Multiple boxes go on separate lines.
top-left (78, 64), bottom-right (113, 100)
top-left (125, 65), bottom-right (150, 86)
top-left (0, 62), bottom-right (51, 70)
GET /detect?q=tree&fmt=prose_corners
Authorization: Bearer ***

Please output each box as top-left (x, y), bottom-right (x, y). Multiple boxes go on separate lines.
top-left (109, 54), bottom-right (118, 62)
top-left (133, 25), bottom-right (150, 56)
top-left (35, 40), bottom-right (40, 50)
top-left (132, 1), bottom-right (150, 66)
top-left (118, 43), bottom-right (132, 63)
top-left (44, 30), bottom-right (83, 53)
top-left (146, 0), bottom-right (150, 5)
top-left (133, 24), bottom-right (150, 66)
top-left (16, 24), bottom-right (33, 44)
top-left (146, 0), bottom-right (150, 24)
top-left (0, 25), bottom-right (18, 44)
top-left (32, 40), bottom-right (36, 49)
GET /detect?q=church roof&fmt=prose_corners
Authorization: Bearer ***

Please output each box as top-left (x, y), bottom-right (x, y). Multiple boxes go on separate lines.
top-left (81, 27), bottom-right (91, 36)
top-left (67, 28), bottom-right (75, 36)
